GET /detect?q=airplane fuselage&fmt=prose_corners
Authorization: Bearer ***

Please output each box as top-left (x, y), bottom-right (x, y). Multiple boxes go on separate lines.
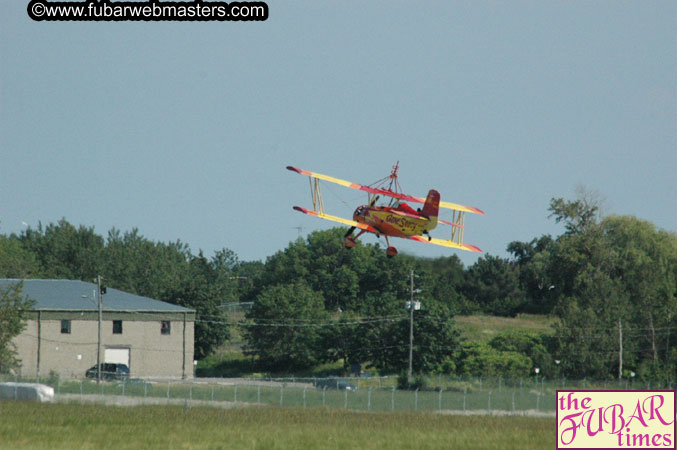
top-left (353, 205), bottom-right (431, 238)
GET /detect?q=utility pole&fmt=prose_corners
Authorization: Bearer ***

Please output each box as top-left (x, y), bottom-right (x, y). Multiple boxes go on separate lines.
top-left (96, 275), bottom-right (104, 384)
top-left (618, 318), bottom-right (623, 380)
top-left (406, 270), bottom-right (421, 383)
top-left (408, 269), bottom-right (414, 383)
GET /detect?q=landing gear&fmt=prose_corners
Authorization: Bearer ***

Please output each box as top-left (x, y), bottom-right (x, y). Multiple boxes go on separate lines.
top-left (345, 227), bottom-right (400, 258)
top-left (385, 235), bottom-right (398, 258)
top-left (344, 227), bottom-right (366, 249)
top-left (423, 230), bottom-right (432, 242)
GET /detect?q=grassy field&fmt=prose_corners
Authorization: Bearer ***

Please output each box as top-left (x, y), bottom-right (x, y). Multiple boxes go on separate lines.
top-left (455, 314), bottom-right (557, 341)
top-left (198, 313), bottom-right (558, 378)
top-left (0, 401), bottom-right (554, 449)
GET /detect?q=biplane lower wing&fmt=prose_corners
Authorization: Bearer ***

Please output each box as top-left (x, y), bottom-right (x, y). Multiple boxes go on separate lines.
top-left (293, 206), bottom-right (481, 253)
top-left (409, 235), bottom-right (483, 253)
top-left (292, 206), bottom-right (378, 233)
top-left (287, 166), bottom-right (485, 215)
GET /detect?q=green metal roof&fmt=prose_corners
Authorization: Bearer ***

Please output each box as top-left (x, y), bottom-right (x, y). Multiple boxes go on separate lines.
top-left (0, 279), bottom-right (194, 313)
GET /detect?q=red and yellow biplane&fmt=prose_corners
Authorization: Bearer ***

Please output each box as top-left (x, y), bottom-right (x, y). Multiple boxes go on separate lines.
top-left (287, 163), bottom-right (484, 258)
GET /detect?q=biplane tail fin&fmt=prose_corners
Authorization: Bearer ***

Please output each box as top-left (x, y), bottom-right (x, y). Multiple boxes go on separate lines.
top-left (422, 190), bottom-right (440, 218)
top-left (422, 189), bottom-right (440, 231)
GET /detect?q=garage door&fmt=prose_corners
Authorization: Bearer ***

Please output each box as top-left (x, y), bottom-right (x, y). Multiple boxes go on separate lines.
top-left (104, 348), bottom-right (130, 367)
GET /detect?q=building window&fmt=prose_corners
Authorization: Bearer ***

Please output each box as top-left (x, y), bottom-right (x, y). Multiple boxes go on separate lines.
top-left (161, 320), bottom-right (171, 335)
top-left (113, 320), bottom-right (123, 334)
top-left (61, 319), bottom-right (71, 334)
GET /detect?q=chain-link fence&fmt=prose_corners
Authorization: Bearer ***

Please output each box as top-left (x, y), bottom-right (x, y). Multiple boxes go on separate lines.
top-left (2, 374), bottom-right (674, 413)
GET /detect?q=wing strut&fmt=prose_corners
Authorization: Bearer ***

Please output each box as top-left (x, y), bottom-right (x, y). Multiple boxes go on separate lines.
top-left (450, 210), bottom-right (466, 245)
top-left (310, 177), bottom-right (325, 214)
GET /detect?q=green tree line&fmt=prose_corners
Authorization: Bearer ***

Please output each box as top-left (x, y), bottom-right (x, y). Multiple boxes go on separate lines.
top-left (0, 222), bottom-right (237, 358)
top-left (1, 193), bottom-right (675, 380)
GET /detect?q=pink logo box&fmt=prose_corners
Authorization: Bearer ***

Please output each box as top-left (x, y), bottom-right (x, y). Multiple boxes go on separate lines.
top-left (557, 390), bottom-right (676, 449)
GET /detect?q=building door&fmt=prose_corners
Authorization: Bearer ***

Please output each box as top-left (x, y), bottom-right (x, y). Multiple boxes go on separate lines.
top-left (104, 347), bottom-right (130, 367)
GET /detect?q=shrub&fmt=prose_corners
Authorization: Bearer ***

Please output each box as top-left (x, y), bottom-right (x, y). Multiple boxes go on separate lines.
top-left (455, 341), bottom-right (532, 378)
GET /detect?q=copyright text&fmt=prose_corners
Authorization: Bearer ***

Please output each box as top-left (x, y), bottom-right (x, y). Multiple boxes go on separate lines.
top-left (27, 0), bottom-right (269, 22)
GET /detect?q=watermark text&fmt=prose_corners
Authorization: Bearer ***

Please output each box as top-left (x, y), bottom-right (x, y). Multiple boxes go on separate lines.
top-left (28, 0), bottom-right (268, 22)
top-left (557, 390), bottom-right (676, 449)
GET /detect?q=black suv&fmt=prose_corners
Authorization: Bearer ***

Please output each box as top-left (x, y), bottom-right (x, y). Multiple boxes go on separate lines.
top-left (85, 363), bottom-right (130, 381)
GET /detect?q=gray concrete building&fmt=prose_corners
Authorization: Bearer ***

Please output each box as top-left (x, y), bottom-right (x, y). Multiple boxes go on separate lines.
top-left (1, 279), bottom-right (195, 379)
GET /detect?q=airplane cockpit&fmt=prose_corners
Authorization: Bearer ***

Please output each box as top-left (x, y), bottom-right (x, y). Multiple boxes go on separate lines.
top-left (354, 205), bottom-right (368, 217)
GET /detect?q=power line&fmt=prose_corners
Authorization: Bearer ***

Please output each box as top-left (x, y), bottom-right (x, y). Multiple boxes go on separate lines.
top-left (195, 316), bottom-right (407, 328)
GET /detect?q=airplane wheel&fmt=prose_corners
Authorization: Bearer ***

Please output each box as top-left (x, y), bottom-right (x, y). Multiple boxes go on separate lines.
top-left (344, 236), bottom-right (357, 249)
top-left (386, 246), bottom-right (398, 258)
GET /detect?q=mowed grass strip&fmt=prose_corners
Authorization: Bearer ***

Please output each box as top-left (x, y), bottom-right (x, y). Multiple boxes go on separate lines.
top-left (0, 401), bottom-right (554, 449)
top-left (455, 314), bottom-right (557, 341)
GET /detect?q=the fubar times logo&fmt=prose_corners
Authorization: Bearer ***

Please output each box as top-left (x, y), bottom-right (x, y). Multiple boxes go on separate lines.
top-left (557, 390), bottom-right (676, 449)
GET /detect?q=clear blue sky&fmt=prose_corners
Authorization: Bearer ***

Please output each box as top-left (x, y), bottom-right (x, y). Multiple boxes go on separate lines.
top-left (1, 1), bottom-right (675, 267)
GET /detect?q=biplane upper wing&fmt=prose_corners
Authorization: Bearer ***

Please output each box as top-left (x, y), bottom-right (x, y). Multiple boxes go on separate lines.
top-left (292, 206), bottom-right (378, 233)
top-left (287, 166), bottom-right (484, 215)
top-left (421, 199), bottom-right (484, 216)
top-left (409, 235), bottom-right (483, 253)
